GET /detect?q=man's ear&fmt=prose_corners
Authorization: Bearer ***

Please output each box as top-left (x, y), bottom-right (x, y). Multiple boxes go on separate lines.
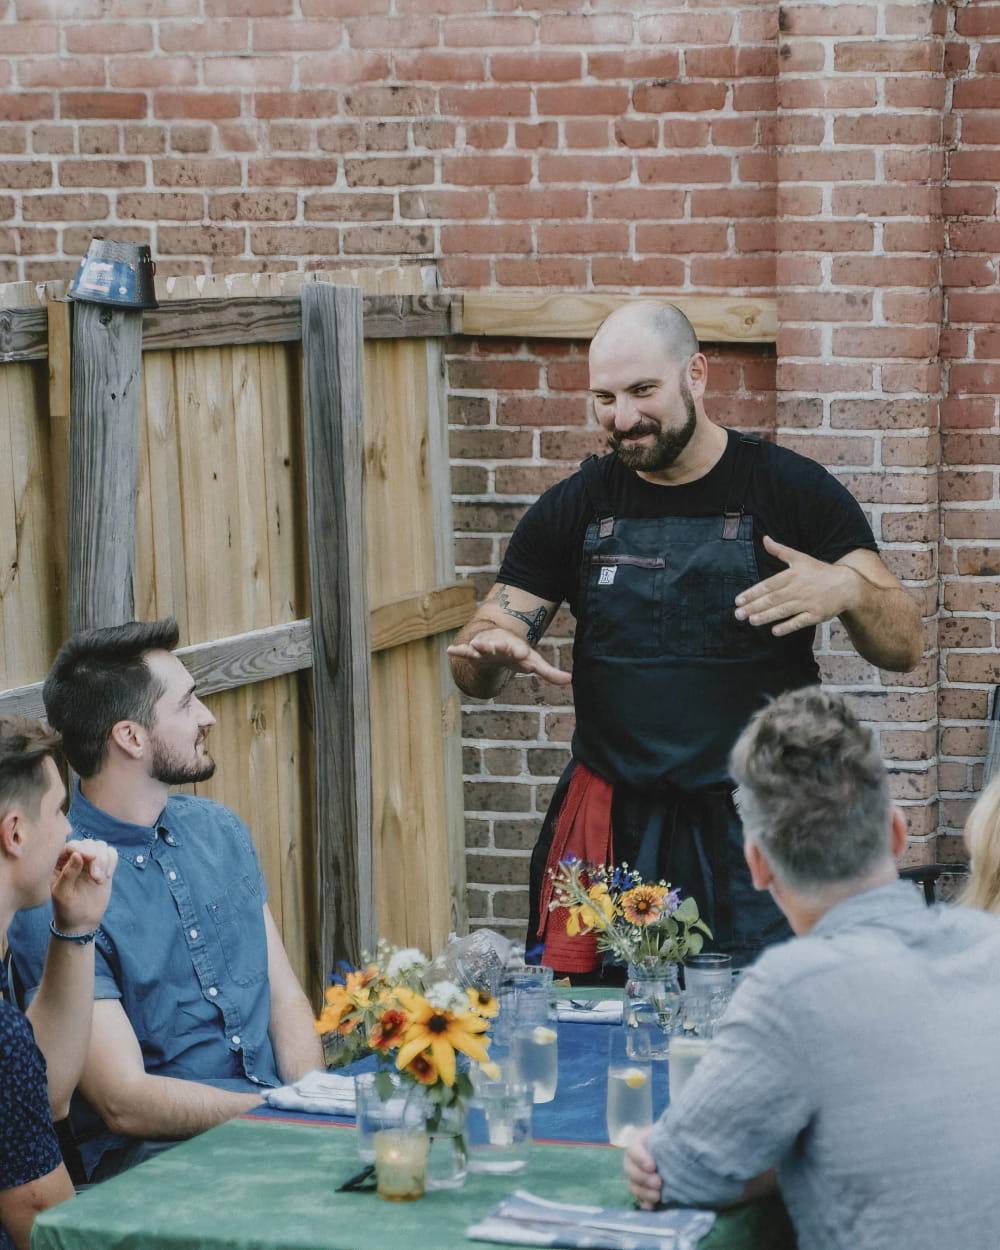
top-left (109, 719), bottom-right (146, 761)
top-left (0, 810), bottom-right (22, 858)
top-left (744, 838), bottom-right (774, 892)
top-left (687, 352), bottom-right (709, 397)
top-left (889, 806), bottom-right (908, 860)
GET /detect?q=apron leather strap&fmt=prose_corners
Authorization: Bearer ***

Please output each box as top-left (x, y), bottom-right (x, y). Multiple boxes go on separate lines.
top-left (722, 434), bottom-right (760, 540)
top-left (579, 455), bottom-right (615, 538)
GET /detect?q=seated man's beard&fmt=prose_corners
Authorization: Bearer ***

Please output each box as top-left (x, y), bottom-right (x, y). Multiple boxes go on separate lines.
top-left (609, 386), bottom-right (697, 473)
top-left (151, 741), bottom-right (216, 785)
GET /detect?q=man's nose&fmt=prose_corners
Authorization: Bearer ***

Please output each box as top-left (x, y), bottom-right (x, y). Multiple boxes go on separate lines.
top-left (197, 699), bottom-right (217, 728)
top-left (613, 395), bottom-right (641, 432)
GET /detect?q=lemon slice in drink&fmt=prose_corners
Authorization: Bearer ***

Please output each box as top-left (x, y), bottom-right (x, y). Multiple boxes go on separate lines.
top-left (532, 1025), bottom-right (558, 1045)
top-left (623, 1069), bottom-right (647, 1089)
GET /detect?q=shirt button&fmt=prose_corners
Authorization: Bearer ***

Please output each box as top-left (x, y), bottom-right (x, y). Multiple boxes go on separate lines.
top-left (209, 986), bottom-right (218, 996)
top-left (168, 871), bottom-right (177, 881)
top-left (189, 929), bottom-right (198, 940)
top-left (136, 855), bottom-right (145, 865)
top-left (231, 1035), bottom-right (241, 1046)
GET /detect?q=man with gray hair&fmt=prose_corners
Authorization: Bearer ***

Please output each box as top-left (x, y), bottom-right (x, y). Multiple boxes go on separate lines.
top-left (625, 685), bottom-right (1000, 1250)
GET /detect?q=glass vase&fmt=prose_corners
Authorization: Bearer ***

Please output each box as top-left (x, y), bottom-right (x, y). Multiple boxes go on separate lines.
top-left (624, 960), bottom-right (681, 1060)
top-left (423, 1099), bottom-right (468, 1190)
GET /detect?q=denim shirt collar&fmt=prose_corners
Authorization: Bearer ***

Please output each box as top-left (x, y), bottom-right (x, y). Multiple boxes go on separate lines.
top-left (69, 788), bottom-right (179, 867)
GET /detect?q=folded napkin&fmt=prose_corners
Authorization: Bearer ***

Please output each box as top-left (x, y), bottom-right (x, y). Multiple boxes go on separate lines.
top-left (468, 1191), bottom-right (715, 1250)
top-left (263, 1069), bottom-right (356, 1116)
top-left (555, 1000), bottom-right (623, 1024)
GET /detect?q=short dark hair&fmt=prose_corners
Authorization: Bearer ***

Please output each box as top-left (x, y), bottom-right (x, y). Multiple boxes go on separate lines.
top-left (42, 619), bottom-right (180, 778)
top-left (729, 686), bottom-right (891, 893)
top-left (0, 716), bottom-right (62, 820)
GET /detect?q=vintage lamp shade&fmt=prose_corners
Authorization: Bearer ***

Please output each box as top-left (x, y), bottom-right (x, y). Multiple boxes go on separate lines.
top-left (68, 237), bottom-right (159, 310)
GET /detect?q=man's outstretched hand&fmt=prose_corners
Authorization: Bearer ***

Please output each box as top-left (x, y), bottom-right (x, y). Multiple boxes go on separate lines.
top-left (447, 627), bottom-right (572, 686)
top-left (734, 535), bottom-right (861, 636)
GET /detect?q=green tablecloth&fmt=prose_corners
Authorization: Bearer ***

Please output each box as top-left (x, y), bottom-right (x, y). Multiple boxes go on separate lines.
top-left (31, 1116), bottom-right (793, 1250)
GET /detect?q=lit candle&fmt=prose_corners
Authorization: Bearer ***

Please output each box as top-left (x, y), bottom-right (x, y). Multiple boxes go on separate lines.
top-left (374, 1129), bottom-right (429, 1202)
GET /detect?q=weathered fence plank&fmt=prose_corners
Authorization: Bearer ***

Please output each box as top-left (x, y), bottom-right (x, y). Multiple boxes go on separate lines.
top-left (68, 302), bottom-right (143, 633)
top-left (301, 282), bottom-right (375, 973)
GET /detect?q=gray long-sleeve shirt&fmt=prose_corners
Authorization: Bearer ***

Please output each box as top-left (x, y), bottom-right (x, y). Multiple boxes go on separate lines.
top-left (650, 881), bottom-right (1000, 1250)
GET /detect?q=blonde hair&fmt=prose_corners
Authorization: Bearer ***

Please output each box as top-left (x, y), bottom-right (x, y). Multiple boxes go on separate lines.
top-left (960, 773), bottom-right (1000, 913)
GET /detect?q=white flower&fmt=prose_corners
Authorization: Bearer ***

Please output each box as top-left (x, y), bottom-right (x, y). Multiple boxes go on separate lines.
top-left (424, 979), bottom-right (467, 1012)
top-left (385, 947), bottom-right (429, 979)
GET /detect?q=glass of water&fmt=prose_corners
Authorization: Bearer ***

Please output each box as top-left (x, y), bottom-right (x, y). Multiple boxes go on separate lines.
top-left (606, 1027), bottom-right (652, 1147)
top-left (511, 1008), bottom-right (559, 1103)
top-left (667, 1033), bottom-right (710, 1102)
top-left (467, 1076), bottom-right (533, 1174)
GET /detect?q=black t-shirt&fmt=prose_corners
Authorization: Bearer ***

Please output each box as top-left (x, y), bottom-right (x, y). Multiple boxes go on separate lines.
top-left (499, 429), bottom-right (878, 616)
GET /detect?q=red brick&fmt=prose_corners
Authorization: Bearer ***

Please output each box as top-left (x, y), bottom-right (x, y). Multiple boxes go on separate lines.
top-left (302, 0), bottom-right (388, 12)
top-left (881, 362), bottom-right (941, 394)
top-left (955, 546), bottom-right (1000, 578)
top-left (977, 43), bottom-right (1000, 73)
top-left (171, 124), bottom-right (214, 153)
top-left (0, 92), bottom-right (54, 124)
top-left (780, 291), bottom-right (873, 323)
top-left (65, 224), bottom-right (150, 254)
top-left (833, 113), bottom-right (943, 147)
top-left (832, 256), bottom-right (939, 286)
top-left (109, 0), bottom-right (201, 14)
top-left (637, 222), bottom-right (729, 252)
top-left (60, 159), bottom-right (146, 187)
top-left (538, 153), bottom-right (631, 184)
top-left (777, 150), bottom-right (876, 182)
top-left (309, 51), bottom-right (394, 83)
top-left (111, 57), bottom-right (199, 89)
top-left (943, 582), bottom-right (1000, 613)
top-left (684, 46), bottom-right (737, 78)
top-left (613, 118), bottom-right (660, 149)
top-left (443, 154), bottom-right (531, 186)
top-left (638, 12), bottom-right (734, 43)
top-left (539, 14), bottom-right (631, 44)
top-left (0, 22), bottom-right (59, 52)
top-left (440, 86), bottom-right (531, 118)
top-left (491, 51), bottom-right (581, 82)
top-left (780, 4), bottom-right (877, 35)
top-left (688, 256), bottom-right (775, 289)
top-left (158, 19), bottom-right (248, 52)
top-left (831, 398), bottom-right (936, 431)
top-left (251, 18), bottom-right (341, 49)
top-left (950, 150), bottom-right (1000, 183)
top-left (637, 153), bottom-right (733, 183)
top-left (774, 221), bottom-right (875, 253)
top-left (449, 359), bottom-right (541, 390)
top-left (942, 256), bottom-right (997, 288)
top-left (940, 471), bottom-right (993, 503)
top-left (346, 84), bottom-right (438, 117)
top-left (154, 157), bottom-right (241, 186)
top-left (66, 22), bottom-right (153, 52)
top-left (733, 81), bottom-right (779, 112)
top-left (946, 653), bottom-right (1000, 684)
top-left (835, 39), bottom-right (942, 73)
top-left (497, 396), bottom-right (588, 428)
top-left (119, 192), bottom-right (205, 220)
top-left (952, 79), bottom-right (1000, 110)
top-left (632, 81), bottom-right (727, 114)
top-left (948, 292), bottom-right (1000, 324)
top-left (778, 78), bottom-right (878, 111)
top-left (834, 326), bottom-right (939, 360)
top-left (346, 222), bottom-right (435, 255)
top-left (303, 192), bottom-right (390, 221)
top-left (778, 361), bottom-right (875, 394)
top-left (205, 56), bottom-right (291, 87)
top-left (882, 433), bottom-right (941, 467)
top-left (949, 220), bottom-right (1000, 252)
top-left (248, 225), bottom-right (343, 254)
top-left (591, 188), bottom-right (684, 220)
top-left (205, 0), bottom-right (292, 13)
top-left (18, 57), bottom-right (104, 89)
top-left (154, 91), bottom-right (242, 119)
top-left (399, 187), bottom-right (486, 219)
top-left (884, 76), bottom-right (948, 110)
top-left (496, 257), bottom-right (589, 286)
top-left (775, 326), bottom-right (822, 357)
top-left (591, 257), bottom-right (687, 287)
top-left (940, 397), bottom-right (996, 430)
top-left (393, 51), bottom-right (486, 81)
top-left (958, 111), bottom-right (1000, 146)
top-left (942, 432), bottom-right (1000, 465)
top-left (444, 15), bottom-right (534, 45)
top-left (78, 124), bottom-right (119, 155)
top-left (536, 84), bottom-right (631, 116)
top-left (441, 223), bottom-right (533, 253)
top-left (831, 185), bottom-right (941, 219)
top-left (158, 225), bottom-right (245, 255)
top-left (586, 51), bottom-right (681, 79)
top-left (540, 222), bottom-right (629, 253)
top-left (61, 92), bottom-right (147, 120)
top-left (437, 256), bottom-right (492, 287)
top-left (563, 119), bottom-right (612, 148)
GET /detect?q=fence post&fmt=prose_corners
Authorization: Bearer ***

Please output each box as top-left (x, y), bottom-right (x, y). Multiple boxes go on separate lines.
top-left (301, 282), bottom-right (375, 975)
top-left (67, 301), bottom-right (143, 633)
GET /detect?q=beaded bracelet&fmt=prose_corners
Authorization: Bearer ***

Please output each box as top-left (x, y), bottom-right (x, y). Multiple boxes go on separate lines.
top-left (49, 921), bottom-right (99, 945)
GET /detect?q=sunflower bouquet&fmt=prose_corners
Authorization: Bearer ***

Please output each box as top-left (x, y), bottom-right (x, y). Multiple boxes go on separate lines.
top-left (314, 942), bottom-right (498, 1117)
top-left (548, 858), bottom-right (711, 966)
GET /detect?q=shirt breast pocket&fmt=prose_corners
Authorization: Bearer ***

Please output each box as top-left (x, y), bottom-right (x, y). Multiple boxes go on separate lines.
top-left (582, 554), bottom-right (665, 658)
top-left (207, 876), bottom-right (267, 989)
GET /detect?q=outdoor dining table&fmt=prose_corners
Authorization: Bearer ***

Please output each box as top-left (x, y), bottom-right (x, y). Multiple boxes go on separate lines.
top-left (30, 989), bottom-right (794, 1250)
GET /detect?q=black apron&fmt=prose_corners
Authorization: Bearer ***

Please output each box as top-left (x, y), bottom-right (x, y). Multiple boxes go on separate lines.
top-left (530, 436), bottom-right (819, 963)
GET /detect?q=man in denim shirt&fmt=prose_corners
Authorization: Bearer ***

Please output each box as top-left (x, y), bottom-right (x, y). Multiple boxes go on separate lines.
top-left (8, 620), bottom-right (323, 1182)
top-left (624, 687), bottom-right (1000, 1250)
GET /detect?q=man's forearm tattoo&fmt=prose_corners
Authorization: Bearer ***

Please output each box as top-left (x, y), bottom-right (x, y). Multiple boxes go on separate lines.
top-left (490, 587), bottom-right (549, 645)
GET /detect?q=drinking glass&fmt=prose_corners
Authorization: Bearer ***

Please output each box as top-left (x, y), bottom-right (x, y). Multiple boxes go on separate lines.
top-left (606, 1027), bottom-right (652, 1147)
top-left (682, 953), bottom-right (733, 1036)
top-left (467, 1076), bottom-right (533, 1174)
top-left (510, 991), bottom-right (559, 1104)
top-left (354, 1072), bottom-right (425, 1162)
top-left (667, 1033), bottom-right (710, 1101)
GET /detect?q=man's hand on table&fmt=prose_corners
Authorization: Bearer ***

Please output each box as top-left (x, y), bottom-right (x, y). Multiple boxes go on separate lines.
top-left (624, 1126), bottom-right (663, 1210)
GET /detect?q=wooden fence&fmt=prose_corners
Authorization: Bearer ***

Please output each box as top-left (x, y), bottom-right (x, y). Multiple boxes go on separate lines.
top-left (0, 265), bottom-right (472, 1001)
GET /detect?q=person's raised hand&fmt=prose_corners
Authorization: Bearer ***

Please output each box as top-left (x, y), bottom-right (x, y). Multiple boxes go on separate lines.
top-left (733, 535), bottom-right (861, 636)
top-left (447, 628), bottom-right (572, 686)
top-left (623, 1127), bottom-right (662, 1209)
top-left (50, 839), bottom-right (118, 936)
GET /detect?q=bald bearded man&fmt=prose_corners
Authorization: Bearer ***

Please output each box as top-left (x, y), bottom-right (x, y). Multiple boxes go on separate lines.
top-left (449, 302), bottom-right (921, 973)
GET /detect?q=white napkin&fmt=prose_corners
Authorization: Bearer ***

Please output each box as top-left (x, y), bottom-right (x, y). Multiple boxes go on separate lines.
top-left (468, 1190), bottom-right (716, 1250)
top-left (263, 1069), bottom-right (356, 1115)
top-left (555, 999), bottom-right (623, 1024)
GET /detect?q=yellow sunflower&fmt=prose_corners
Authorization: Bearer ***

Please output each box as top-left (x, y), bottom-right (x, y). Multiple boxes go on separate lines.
top-left (393, 989), bottom-right (490, 1086)
top-left (566, 883), bottom-right (615, 935)
top-left (466, 986), bottom-right (499, 1018)
top-left (314, 983), bottom-right (359, 1035)
top-left (620, 884), bottom-right (667, 926)
top-left (369, 1006), bottom-right (410, 1052)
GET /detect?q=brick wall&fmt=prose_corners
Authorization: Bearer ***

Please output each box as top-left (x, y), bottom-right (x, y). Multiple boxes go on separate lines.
top-left (0, 0), bottom-right (996, 941)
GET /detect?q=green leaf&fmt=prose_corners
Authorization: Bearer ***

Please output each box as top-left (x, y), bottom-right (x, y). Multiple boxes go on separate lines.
top-left (454, 1072), bottom-right (475, 1100)
top-left (374, 1070), bottom-right (396, 1101)
top-left (673, 896), bottom-right (700, 923)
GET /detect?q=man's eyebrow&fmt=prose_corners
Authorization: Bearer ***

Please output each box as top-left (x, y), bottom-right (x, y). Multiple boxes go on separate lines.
top-left (588, 376), bottom-right (661, 395)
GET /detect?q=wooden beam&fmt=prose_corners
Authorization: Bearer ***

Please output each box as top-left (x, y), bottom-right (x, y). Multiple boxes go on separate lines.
top-left (301, 281), bottom-right (376, 973)
top-left (460, 292), bottom-right (778, 343)
top-left (0, 305), bottom-right (47, 362)
top-left (67, 301), bottom-right (142, 633)
top-left (0, 588), bottom-right (474, 721)
top-left (370, 583), bottom-right (476, 654)
top-left (141, 292), bottom-right (455, 353)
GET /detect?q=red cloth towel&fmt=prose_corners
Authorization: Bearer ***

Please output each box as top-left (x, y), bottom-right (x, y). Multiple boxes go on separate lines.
top-left (537, 763), bottom-right (614, 974)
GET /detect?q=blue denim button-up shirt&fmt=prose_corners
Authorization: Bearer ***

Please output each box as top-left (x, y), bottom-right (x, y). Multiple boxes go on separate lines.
top-left (8, 790), bottom-right (279, 1177)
